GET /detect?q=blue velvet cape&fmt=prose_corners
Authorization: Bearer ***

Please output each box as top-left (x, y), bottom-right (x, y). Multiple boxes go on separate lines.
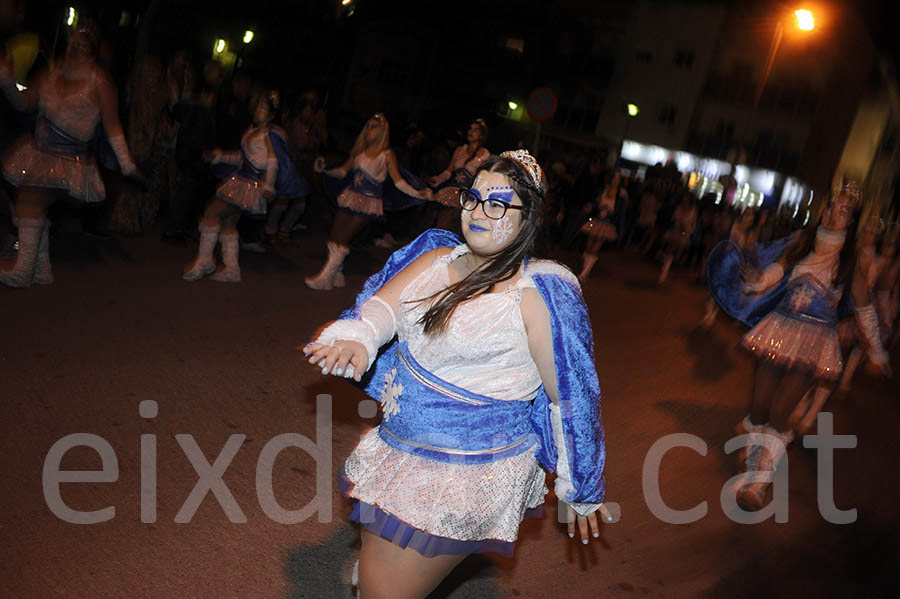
top-left (707, 233), bottom-right (799, 328)
top-left (334, 228), bottom-right (607, 505)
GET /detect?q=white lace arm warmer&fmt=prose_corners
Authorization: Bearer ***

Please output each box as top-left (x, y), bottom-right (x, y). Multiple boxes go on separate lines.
top-left (855, 304), bottom-right (889, 368)
top-left (549, 402), bottom-right (602, 518)
top-left (108, 135), bottom-right (136, 176)
top-left (210, 150), bottom-right (241, 166)
top-left (314, 296), bottom-right (397, 373)
top-left (744, 263), bottom-right (784, 294)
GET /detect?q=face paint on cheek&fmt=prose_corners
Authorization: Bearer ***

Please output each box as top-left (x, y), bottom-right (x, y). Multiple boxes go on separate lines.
top-left (491, 215), bottom-right (515, 245)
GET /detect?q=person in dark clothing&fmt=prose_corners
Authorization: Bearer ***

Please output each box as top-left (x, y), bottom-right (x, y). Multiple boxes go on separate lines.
top-left (163, 81), bottom-right (216, 242)
top-left (560, 153), bottom-right (604, 250)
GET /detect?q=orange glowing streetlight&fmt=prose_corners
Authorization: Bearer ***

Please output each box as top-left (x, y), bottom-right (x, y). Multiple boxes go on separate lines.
top-left (794, 9), bottom-right (815, 31)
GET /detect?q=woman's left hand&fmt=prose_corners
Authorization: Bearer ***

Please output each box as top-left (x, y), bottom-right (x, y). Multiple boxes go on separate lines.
top-left (566, 503), bottom-right (613, 544)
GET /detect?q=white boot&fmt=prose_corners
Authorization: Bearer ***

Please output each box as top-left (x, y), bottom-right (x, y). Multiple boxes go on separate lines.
top-left (211, 231), bottom-right (241, 282)
top-left (578, 253), bottom-right (599, 282)
top-left (0, 218), bottom-right (43, 288)
top-left (183, 224), bottom-right (220, 281)
top-left (333, 264), bottom-right (346, 288)
top-left (305, 241), bottom-right (349, 290)
top-left (32, 220), bottom-right (53, 285)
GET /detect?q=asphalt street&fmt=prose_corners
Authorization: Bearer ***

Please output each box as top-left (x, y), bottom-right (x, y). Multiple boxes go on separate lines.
top-left (1, 226), bottom-right (897, 599)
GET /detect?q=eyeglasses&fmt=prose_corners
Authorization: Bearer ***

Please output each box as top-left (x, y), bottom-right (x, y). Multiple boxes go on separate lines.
top-left (459, 189), bottom-right (523, 220)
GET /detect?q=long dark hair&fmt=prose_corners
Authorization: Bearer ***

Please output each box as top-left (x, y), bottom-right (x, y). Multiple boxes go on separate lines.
top-left (780, 200), bottom-right (859, 289)
top-left (415, 155), bottom-right (545, 335)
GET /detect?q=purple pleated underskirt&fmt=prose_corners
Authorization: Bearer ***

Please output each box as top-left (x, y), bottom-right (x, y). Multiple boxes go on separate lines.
top-left (341, 470), bottom-right (541, 557)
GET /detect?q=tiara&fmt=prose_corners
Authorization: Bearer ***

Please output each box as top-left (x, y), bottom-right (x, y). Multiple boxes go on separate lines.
top-left (500, 149), bottom-right (543, 189)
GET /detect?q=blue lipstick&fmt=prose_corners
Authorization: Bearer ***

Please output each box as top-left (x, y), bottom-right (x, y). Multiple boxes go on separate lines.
top-left (469, 224), bottom-right (488, 232)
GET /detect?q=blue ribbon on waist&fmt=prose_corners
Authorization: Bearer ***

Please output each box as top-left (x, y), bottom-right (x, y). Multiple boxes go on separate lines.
top-left (34, 117), bottom-right (93, 157)
top-left (237, 151), bottom-right (265, 180)
top-left (378, 342), bottom-right (537, 465)
top-left (774, 276), bottom-right (839, 325)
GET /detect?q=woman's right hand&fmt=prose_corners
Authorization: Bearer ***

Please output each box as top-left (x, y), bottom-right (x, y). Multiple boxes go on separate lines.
top-left (302, 340), bottom-right (368, 382)
top-left (202, 149), bottom-right (219, 163)
top-left (313, 156), bottom-right (326, 173)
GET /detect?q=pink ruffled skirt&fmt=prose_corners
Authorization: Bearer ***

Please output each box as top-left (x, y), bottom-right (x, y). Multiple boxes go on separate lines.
top-left (742, 312), bottom-right (843, 380)
top-left (216, 174), bottom-right (268, 215)
top-left (337, 189), bottom-right (383, 216)
top-left (2, 138), bottom-right (105, 203)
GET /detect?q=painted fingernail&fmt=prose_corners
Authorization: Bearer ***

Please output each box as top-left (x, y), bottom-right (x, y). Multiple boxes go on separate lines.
top-left (607, 516), bottom-right (613, 522)
top-left (582, 539), bottom-right (588, 545)
top-left (321, 367), bottom-right (328, 375)
top-left (593, 533), bottom-right (599, 538)
top-left (568, 532), bottom-right (574, 538)
top-left (318, 359), bottom-right (326, 367)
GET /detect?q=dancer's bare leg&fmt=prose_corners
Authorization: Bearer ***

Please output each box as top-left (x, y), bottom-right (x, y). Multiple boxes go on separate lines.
top-left (357, 530), bottom-right (467, 599)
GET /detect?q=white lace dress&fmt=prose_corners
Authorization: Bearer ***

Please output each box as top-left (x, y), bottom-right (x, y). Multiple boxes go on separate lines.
top-left (343, 245), bottom-right (555, 544)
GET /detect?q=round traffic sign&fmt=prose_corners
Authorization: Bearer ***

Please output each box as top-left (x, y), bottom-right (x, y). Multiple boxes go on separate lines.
top-left (526, 87), bottom-right (558, 123)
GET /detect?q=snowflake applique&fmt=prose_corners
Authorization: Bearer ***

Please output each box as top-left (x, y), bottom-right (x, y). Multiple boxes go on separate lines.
top-left (454, 171), bottom-right (468, 184)
top-left (380, 368), bottom-right (403, 420)
top-left (789, 285), bottom-right (816, 313)
top-left (491, 216), bottom-right (515, 244)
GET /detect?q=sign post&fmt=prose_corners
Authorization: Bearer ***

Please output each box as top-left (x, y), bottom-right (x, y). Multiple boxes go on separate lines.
top-left (526, 87), bottom-right (558, 159)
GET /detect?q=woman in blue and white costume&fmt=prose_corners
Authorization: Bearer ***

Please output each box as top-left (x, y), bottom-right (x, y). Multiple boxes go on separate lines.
top-left (306, 113), bottom-right (432, 290)
top-left (425, 118), bottom-right (491, 234)
top-left (708, 181), bottom-right (890, 509)
top-left (0, 20), bottom-right (138, 288)
top-left (304, 150), bottom-right (611, 598)
top-left (183, 90), bottom-right (307, 283)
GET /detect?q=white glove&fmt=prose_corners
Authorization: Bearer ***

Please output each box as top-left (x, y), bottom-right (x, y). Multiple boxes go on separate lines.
top-left (549, 402), bottom-right (602, 517)
top-left (856, 304), bottom-right (889, 369)
top-left (314, 296), bottom-right (396, 373)
top-left (744, 263), bottom-right (784, 294)
top-left (107, 135), bottom-right (137, 176)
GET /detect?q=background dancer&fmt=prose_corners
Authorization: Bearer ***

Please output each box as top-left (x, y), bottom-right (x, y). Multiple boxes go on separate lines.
top-left (307, 112), bottom-right (431, 290)
top-left (578, 171), bottom-right (621, 281)
top-left (303, 150), bottom-right (611, 598)
top-left (709, 182), bottom-right (890, 509)
top-left (0, 19), bottom-right (138, 288)
top-left (426, 118), bottom-right (491, 235)
top-left (183, 90), bottom-right (306, 283)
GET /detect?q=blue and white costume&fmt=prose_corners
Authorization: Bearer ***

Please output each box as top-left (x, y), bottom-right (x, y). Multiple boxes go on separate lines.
top-left (708, 227), bottom-right (848, 380)
top-left (315, 229), bottom-right (607, 556)
top-left (323, 150), bottom-right (427, 216)
top-left (210, 125), bottom-right (307, 215)
top-left (2, 67), bottom-right (134, 203)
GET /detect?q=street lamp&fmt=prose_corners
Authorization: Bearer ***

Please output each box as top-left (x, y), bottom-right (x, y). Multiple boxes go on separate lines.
top-left (794, 9), bottom-right (815, 31)
top-left (626, 103), bottom-right (639, 117)
top-left (66, 7), bottom-right (76, 27)
top-left (214, 39), bottom-right (226, 54)
top-left (243, 30), bottom-right (254, 44)
top-left (735, 8), bottom-right (815, 172)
